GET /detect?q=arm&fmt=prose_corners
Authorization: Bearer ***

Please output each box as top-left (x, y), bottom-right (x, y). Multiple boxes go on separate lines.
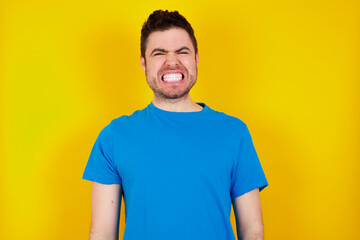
top-left (89, 182), bottom-right (122, 240)
top-left (232, 188), bottom-right (264, 240)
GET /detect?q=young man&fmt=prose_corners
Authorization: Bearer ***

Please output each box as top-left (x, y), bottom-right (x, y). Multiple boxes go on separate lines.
top-left (83, 10), bottom-right (268, 240)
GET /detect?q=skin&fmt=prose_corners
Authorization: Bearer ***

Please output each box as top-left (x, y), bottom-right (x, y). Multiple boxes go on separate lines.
top-left (140, 27), bottom-right (202, 112)
top-left (89, 27), bottom-right (264, 240)
top-left (90, 183), bottom-right (121, 240)
top-left (232, 188), bottom-right (264, 240)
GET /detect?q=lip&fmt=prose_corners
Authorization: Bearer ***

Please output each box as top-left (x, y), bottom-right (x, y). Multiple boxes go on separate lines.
top-left (161, 78), bottom-right (185, 85)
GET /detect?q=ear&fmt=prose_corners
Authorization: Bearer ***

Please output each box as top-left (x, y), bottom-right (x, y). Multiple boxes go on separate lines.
top-left (140, 55), bottom-right (146, 74)
top-left (195, 52), bottom-right (199, 68)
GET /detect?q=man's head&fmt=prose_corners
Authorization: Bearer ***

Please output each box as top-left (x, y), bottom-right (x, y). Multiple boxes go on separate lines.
top-left (141, 10), bottom-right (198, 60)
top-left (140, 10), bottom-right (199, 101)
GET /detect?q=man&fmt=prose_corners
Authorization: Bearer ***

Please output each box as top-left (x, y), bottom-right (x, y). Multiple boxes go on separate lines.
top-left (83, 10), bottom-right (268, 240)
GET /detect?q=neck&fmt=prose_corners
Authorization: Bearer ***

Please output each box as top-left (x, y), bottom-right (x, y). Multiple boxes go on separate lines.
top-left (152, 94), bottom-right (203, 112)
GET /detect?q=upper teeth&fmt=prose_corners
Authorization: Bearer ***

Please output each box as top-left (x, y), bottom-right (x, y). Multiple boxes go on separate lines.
top-left (163, 73), bottom-right (183, 81)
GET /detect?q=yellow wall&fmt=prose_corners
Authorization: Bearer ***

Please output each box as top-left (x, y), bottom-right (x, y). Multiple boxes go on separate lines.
top-left (1, 0), bottom-right (359, 239)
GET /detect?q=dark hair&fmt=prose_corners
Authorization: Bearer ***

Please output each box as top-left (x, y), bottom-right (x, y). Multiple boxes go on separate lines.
top-left (141, 10), bottom-right (198, 58)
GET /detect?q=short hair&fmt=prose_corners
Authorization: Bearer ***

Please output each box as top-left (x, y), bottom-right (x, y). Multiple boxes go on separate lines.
top-left (140, 10), bottom-right (198, 58)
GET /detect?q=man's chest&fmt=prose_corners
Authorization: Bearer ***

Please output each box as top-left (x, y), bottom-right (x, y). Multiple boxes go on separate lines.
top-left (112, 126), bottom-right (238, 195)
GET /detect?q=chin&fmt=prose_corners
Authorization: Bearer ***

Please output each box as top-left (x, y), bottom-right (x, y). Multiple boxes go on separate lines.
top-left (157, 89), bottom-right (190, 100)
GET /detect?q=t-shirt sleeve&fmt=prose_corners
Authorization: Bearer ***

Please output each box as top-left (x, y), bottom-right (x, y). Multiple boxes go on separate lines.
top-left (230, 124), bottom-right (268, 200)
top-left (82, 123), bottom-right (122, 185)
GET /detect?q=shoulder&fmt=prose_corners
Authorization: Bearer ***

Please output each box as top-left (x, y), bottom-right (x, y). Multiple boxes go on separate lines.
top-left (107, 107), bottom-right (147, 133)
top-left (208, 107), bottom-right (249, 132)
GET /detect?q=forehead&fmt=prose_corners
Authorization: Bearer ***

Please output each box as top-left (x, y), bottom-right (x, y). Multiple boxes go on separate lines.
top-left (146, 28), bottom-right (194, 54)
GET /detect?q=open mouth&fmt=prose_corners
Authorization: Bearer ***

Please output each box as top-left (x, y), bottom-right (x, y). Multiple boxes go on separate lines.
top-left (161, 73), bottom-right (185, 82)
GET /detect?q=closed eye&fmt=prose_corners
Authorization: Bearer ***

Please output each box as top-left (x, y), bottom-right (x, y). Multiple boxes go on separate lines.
top-left (154, 52), bottom-right (164, 56)
top-left (178, 51), bottom-right (189, 54)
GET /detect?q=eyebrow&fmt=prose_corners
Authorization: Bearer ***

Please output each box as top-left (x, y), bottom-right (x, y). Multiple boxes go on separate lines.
top-left (150, 46), bottom-right (191, 56)
top-left (175, 47), bottom-right (191, 53)
top-left (150, 48), bottom-right (167, 55)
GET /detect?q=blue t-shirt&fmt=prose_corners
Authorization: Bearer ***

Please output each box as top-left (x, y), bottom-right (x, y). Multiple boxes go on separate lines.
top-left (82, 102), bottom-right (268, 240)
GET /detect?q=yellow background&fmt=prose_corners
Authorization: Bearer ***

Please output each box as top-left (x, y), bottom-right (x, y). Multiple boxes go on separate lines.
top-left (1, 0), bottom-right (359, 239)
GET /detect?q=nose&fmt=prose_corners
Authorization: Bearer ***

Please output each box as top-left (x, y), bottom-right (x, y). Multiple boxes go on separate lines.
top-left (164, 53), bottom-right (179, 67)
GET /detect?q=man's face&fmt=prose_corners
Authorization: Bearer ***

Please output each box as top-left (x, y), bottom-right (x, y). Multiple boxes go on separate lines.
top-left (140, 27), bottom-right (199, 100)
